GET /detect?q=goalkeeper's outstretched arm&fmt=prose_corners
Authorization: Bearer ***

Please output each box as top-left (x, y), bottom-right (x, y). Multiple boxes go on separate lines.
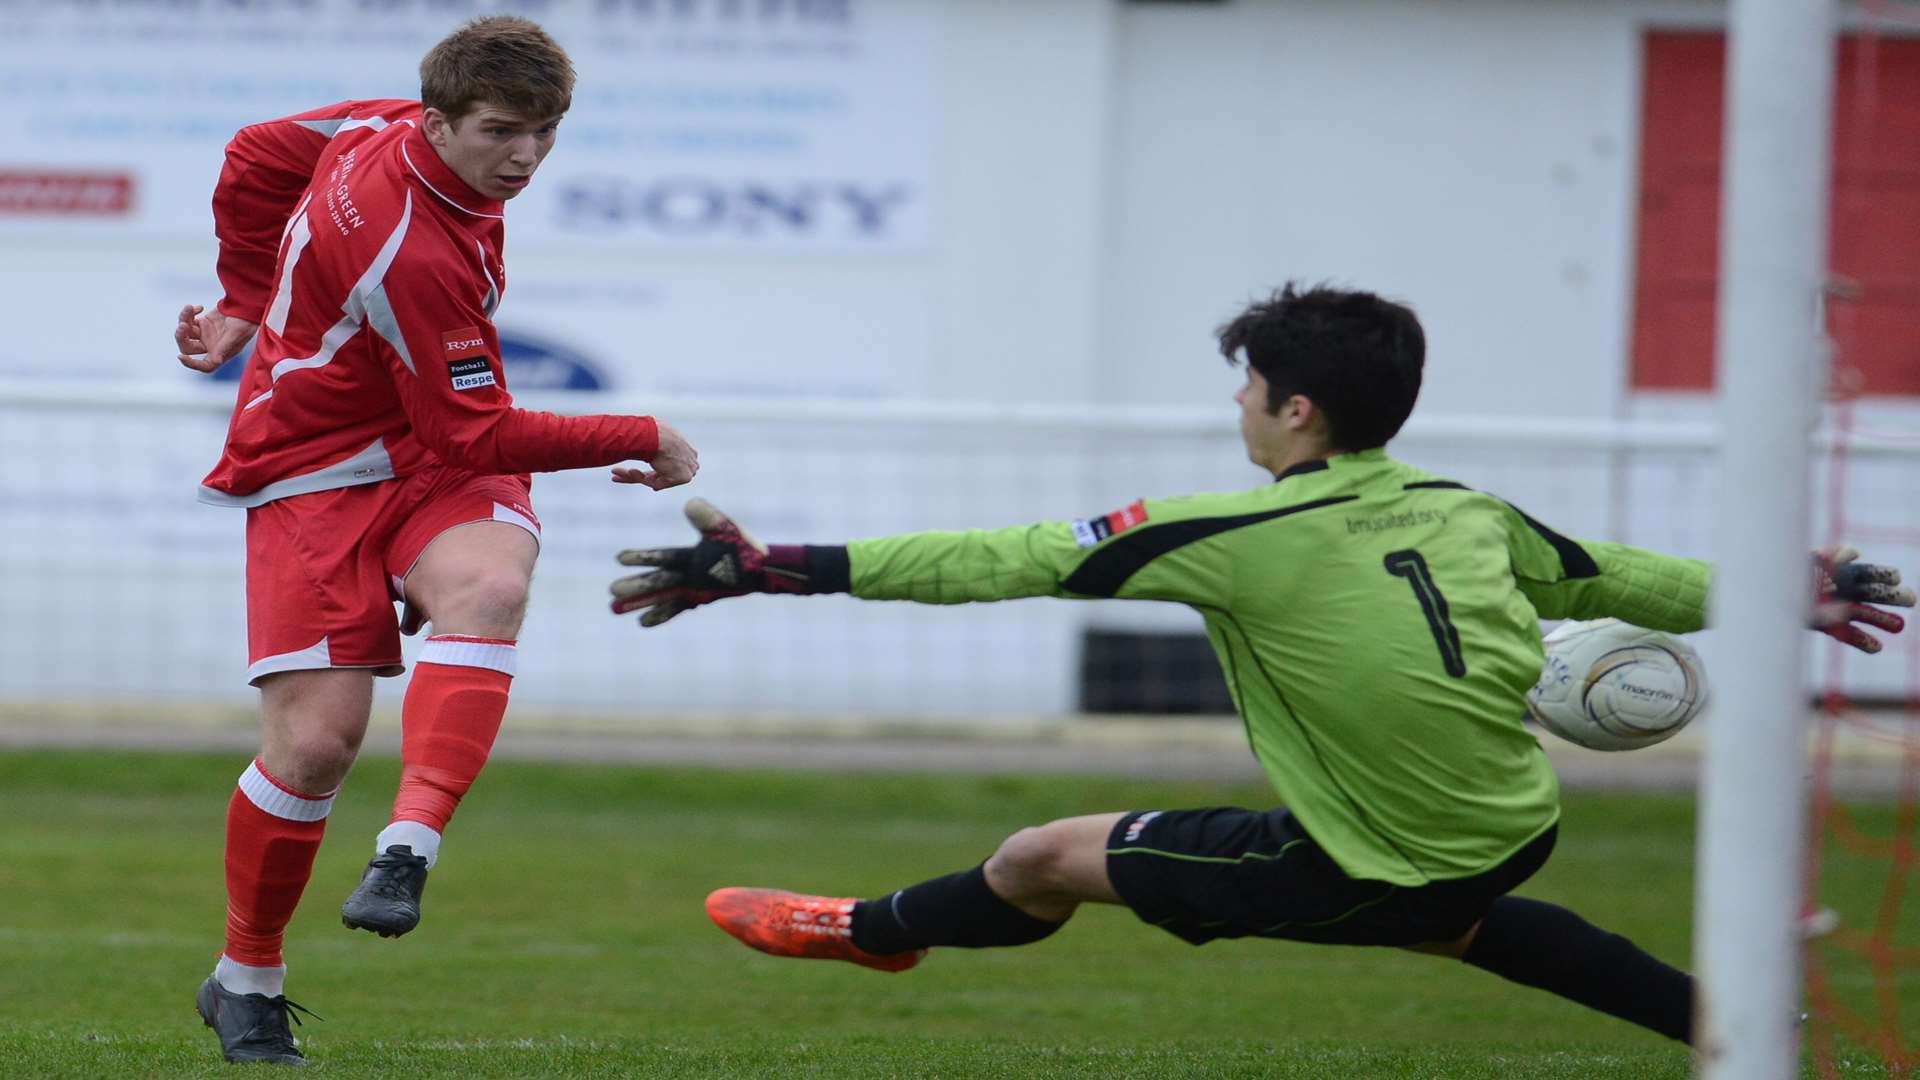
top-left (610, 497), bottom-right (1225, 627)
top-left (1502, 503), bottom-right (1913, 654)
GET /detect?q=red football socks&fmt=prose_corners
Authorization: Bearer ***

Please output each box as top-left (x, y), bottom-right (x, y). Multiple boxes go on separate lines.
top-left (223, 759), bottom-right (334, 967)
top-left (390, 635), bottom-right (515, 833)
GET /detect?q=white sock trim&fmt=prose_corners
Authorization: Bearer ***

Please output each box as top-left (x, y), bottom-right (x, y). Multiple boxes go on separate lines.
top-left (214, 955), bottom-right (287, 998)
top-left (377, 820), bottom-right (442, 869)
top-left (237, 761), bottom-right (335, 822)
top-left (418, 635), bottom-right (517, 676)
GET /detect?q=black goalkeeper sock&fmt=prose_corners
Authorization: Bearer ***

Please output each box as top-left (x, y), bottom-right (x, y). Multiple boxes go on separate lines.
top-left (1464, 896), bottom-right (1694, 1043)
top-left (850, 865), bottom-right (1064, 954)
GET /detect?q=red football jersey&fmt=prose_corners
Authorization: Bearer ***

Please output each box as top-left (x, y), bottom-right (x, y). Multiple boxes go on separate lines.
top-left (198, 100), bottom-right (658, 506)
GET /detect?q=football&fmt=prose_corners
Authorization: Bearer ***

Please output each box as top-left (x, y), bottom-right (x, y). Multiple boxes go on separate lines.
top-left (1525, 619), bottom-right (1710, 752)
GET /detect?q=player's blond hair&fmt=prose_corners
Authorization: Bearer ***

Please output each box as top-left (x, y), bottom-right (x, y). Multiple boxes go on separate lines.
top-left (420, 16), bottom-right (574, 125)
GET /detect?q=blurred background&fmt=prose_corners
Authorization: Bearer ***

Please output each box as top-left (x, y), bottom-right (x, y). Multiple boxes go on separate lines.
top-left (1, 0), bottom-right (1916, 728)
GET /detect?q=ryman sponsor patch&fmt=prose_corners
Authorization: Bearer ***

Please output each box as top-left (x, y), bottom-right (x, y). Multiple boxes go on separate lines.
top-left (1071, 498), bottom-right (1149, 548)
top-left (442, 326), bottom-right (487, 358)
top-left (441, 326), bottom-right (495, 391)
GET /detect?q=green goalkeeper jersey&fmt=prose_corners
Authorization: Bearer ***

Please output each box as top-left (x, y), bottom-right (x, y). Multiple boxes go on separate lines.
top-left (846, 449), bottom-right (1713, 886)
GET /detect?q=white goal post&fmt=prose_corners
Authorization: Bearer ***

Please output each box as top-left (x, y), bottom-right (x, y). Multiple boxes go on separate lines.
top-left (1695, 1), bottom-right (1837, 1077)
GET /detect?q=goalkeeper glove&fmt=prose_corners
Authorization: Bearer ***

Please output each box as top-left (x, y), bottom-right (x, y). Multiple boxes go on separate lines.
top-left (1811, 546), bottom-right (1915, 654)
top-left (610, 499), bottom-right (845, 627)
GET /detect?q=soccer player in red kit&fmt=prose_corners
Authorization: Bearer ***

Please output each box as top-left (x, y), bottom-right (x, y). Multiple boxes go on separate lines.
top-left (170, 17), bottom-right (692, 1065)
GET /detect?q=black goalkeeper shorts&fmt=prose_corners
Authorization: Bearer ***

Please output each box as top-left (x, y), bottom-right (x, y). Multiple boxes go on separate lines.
top-left (1104, 806), bottom-right (1556, 947)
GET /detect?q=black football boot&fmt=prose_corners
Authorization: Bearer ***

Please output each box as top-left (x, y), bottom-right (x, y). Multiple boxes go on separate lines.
top-left (339, 844), bottom-right (430, 937)
top-left (195, 975), bottom-right (316, 1065)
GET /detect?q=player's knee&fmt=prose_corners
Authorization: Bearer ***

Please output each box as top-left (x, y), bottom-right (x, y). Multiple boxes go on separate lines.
top-left (279, 730), bottom-right (362, 790)
top-left (986, 825), bottom-right (1072, 894)
top-left (475, 574), bottom-right (531, 629)
top-left (435, 568), bottom-right (531, 636)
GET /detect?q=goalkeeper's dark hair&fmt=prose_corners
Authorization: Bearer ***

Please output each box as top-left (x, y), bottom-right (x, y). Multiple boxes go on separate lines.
top-left (1217, 282), bottom-right (1425, 451)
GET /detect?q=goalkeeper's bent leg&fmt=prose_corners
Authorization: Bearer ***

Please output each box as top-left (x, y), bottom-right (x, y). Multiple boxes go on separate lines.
top-left (1462, 896), bottom-right (1694, 1043)
top-left (850, 816), bottom-right (1122, 954)
top-left (852, 865), bottom-right (1065, 954)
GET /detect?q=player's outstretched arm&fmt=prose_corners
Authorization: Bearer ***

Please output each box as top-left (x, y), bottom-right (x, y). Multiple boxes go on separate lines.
top-left (610, 420), bottom-right (699, 492)
top-left (174, 304), bottom-right (258, 373)
top-left (369, 254), bottom-right (689, 482)
top-left (610, 499), bottom-right (844, 626)
top-left (1811, 546), bottom-right (1914, 654)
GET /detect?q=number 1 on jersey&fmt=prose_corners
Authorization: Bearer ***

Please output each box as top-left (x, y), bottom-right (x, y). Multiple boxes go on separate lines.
top-left (1384, 549), bottom-right (1467, 677)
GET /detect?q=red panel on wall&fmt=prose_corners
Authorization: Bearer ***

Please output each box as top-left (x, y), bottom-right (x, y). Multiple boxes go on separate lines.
top-left (1631, 32), bottom-right (1920, 395)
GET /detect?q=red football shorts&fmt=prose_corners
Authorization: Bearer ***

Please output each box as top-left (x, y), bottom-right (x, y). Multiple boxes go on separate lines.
top-left (242, 466), bottom-right (540, 685)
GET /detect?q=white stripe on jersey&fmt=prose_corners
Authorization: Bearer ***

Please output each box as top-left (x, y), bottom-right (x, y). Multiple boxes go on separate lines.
top-left (265, 309), bottom-right (362, 385)
top-left (293, 115), bottom-right (392, 138)
top-left (344, 191), bottom-right (412, 322)
top-left (365, 283), bottom-right (414, 373)
top-left (400, 138), bottom-right (506, 220)
top-left (262, 191), bottom-right (412, 387)
top-left (281, 192), bottom-right (314, 242)
top-left (477, 239), bottom-right (500, 318)
top-left (197, 439), bottom-right (395, 508)
top-left (264, 209), bottom-right (313, 335)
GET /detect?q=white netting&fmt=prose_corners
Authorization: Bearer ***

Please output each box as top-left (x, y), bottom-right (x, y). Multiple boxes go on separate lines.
top-left (1802, 15), bottom-right (1920, 1072)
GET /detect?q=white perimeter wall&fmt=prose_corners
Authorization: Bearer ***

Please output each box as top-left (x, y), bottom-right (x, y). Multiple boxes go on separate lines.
top-left (1104, 0), bottom-right (1711, 417)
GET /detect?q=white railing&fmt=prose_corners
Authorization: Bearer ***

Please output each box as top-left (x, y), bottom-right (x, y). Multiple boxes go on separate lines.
top-left (3, 379), bottom-right (1916, 719)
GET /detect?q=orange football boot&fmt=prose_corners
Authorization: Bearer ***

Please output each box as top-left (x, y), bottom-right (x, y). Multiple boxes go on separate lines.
top-left (704, 887), bottom-right (926, 973)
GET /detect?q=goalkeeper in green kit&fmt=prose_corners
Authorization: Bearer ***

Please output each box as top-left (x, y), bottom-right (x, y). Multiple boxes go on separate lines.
top-left (609, 284), bottom-right (1912, 1043)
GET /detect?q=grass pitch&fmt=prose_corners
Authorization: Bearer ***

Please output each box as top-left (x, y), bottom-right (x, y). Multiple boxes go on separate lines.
top-left (0, 747), bottom-right (1909, 1078)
